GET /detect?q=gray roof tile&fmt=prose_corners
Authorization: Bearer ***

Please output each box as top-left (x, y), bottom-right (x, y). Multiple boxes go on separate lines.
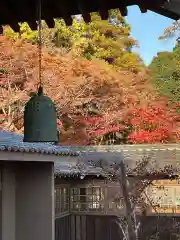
top-left (54, 161), bottom-right (103, 177)
top-left (79, 145), bottom-right (180, 172)
top-left (0, 131), bottom-right (79, 156)
top-left (1, 131), bottom-right (180, 176)
top-left (55, 145), bottom-right (180, 176)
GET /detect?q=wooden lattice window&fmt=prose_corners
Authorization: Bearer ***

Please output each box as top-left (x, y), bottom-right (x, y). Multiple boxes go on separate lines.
top-left (174, 186), bottom-right (180, 208)
top-left (149, 186), bottom-right (174, 208)
top-left (71, 186), bottom-right (104, 212)
top-left (55, 185), bottom-right (69, 214)
top-left (86, 187), bottom-right (104, 210)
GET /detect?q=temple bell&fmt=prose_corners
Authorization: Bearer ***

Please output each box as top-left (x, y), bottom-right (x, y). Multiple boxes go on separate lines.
top-left (23, 86), bottom-right (58, 142)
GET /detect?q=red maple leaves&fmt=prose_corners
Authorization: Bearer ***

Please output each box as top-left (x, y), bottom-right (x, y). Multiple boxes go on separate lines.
top-left (75, 103), bottom-right (180, 144)
top-left (127, 104), bottom-right (180, 144)
top-left (80, 116), bottom-right (125, 136)
top-left (57, 102), bottom-right (179, 144)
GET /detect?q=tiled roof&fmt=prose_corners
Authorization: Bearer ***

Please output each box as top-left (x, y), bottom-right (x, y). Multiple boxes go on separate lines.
top-left (81, 145), bottom-right (180, 170)
top-left (1, 131), bottom-right (180, 177)
top-left (56, 145), bottom-right (180, 176)
top-left (65, 144), bottom-right (180, 152)
top-left (54, 160), bottom-right (103, 177)
top-left (0, 131), bottom-right (79, 156)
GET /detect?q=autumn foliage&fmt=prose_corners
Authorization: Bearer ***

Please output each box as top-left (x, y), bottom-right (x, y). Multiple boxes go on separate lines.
top-left (0, 36), bottom-right (179, 144)
top-left (127, 103), bottom-right (180, 143)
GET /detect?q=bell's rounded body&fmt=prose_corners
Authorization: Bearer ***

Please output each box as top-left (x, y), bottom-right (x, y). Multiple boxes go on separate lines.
top-left (23, 93), bottom-right (58, 142)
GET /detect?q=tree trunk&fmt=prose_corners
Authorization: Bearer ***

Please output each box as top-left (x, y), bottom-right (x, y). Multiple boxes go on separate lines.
top-left (119, 162), bottom-right (136, 240)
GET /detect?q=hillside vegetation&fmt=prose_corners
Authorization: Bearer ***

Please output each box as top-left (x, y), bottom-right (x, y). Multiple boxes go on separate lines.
top-left (149, 42), bottom-right (180, 104)
top-left (0, 12), bottom-right (179, 145)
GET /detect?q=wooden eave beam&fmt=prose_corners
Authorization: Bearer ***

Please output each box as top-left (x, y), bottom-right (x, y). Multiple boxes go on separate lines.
top-left (96, 0), bottom-right (109, 20)
top-left (51, 0), bottom-right (73, 26)
top-left (1, 0), bottom-right (179, 31)
top-left (1, 1), bottom-right (20, 32)
top-left (77, 0), bottom-right (91, 23)
top-left (127, 174), bottom-right (179, 180)
top-left (28, 22), bottom-right (38, 31)
top-left (41, 1), bottom-right (56, 28)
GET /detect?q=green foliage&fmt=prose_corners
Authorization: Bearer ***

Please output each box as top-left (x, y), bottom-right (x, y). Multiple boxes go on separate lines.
top-left (0, 68), bottom-right (8, 74)
top-left (19, 23), bottom-right (38, 43)
top-left (4, 26), bottom-right (19, 40)
top-left (4, 11), bottom-right (143, 72)
top-left (4, 23), bottom-right (38, 43)
top-left (4, 22), bottom-right (54, 45)
top-left (149, 43), bottom-right (180, 103)
top-left (150, 52), bottom-right (176, 81)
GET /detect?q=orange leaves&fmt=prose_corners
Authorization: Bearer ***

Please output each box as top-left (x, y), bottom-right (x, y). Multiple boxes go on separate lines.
top-left (0, 37), bottom-right (179, 144)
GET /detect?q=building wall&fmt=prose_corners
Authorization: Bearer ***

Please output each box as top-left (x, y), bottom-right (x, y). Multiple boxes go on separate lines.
top-left (0, 190), bottom-right (2, 240)
top-left (55, 215), bottom-right (123, 240)
top-left (0, 161), bottom-right (54, 240)
top-left (147, 180), bottom-right (180, 214)
top-left (15, 162), bottom-right (54, 240)
top-left (55, 215), bottom-right (71, 240)
top-left (54, 178), bottom-right (180, 240)
top-left (55, 178), bottom-right (180, 216)
top-left (55, 215), bottom-right (180, 240)
top-left (1, 163), bottom-right (15, 240)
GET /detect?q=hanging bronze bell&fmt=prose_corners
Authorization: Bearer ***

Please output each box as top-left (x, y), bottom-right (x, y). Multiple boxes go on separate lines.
top-left (23, 86), bottom-right (59, 142)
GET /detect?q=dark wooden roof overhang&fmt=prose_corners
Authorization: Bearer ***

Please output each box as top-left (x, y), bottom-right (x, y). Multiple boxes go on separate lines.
top-left (0, 0), bottom-right (180, 32)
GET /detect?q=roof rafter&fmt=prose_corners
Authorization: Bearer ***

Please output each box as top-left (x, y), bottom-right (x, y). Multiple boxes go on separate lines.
top-left (0, 0), bottom-right (179, 31)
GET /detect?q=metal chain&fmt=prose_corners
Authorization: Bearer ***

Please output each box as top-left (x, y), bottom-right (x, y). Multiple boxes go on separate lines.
top-left (37, 0), bottom-right (42, 87)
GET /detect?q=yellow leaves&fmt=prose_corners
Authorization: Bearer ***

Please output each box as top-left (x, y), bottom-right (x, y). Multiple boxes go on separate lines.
top-left (122, 27), bottom-right (130, 35)
top-left (0, 37), bottom-right (158, 142)
top-left (115, 52), bottom-right (143, 73)
top-left (4, 26), bottom-right (19, 40)
top-left (19, 23), bottom-right (38, 43)
top-left (3, 13), bottom-right (142, 73)
top-left (4, 22), bottom-right (38, 44)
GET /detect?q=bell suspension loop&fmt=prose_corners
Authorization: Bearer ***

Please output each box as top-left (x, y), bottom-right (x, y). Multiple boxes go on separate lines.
top-left (37, 0), bottom-right (42, 91)
top-left (23, 0), bottom-right (58, 142)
